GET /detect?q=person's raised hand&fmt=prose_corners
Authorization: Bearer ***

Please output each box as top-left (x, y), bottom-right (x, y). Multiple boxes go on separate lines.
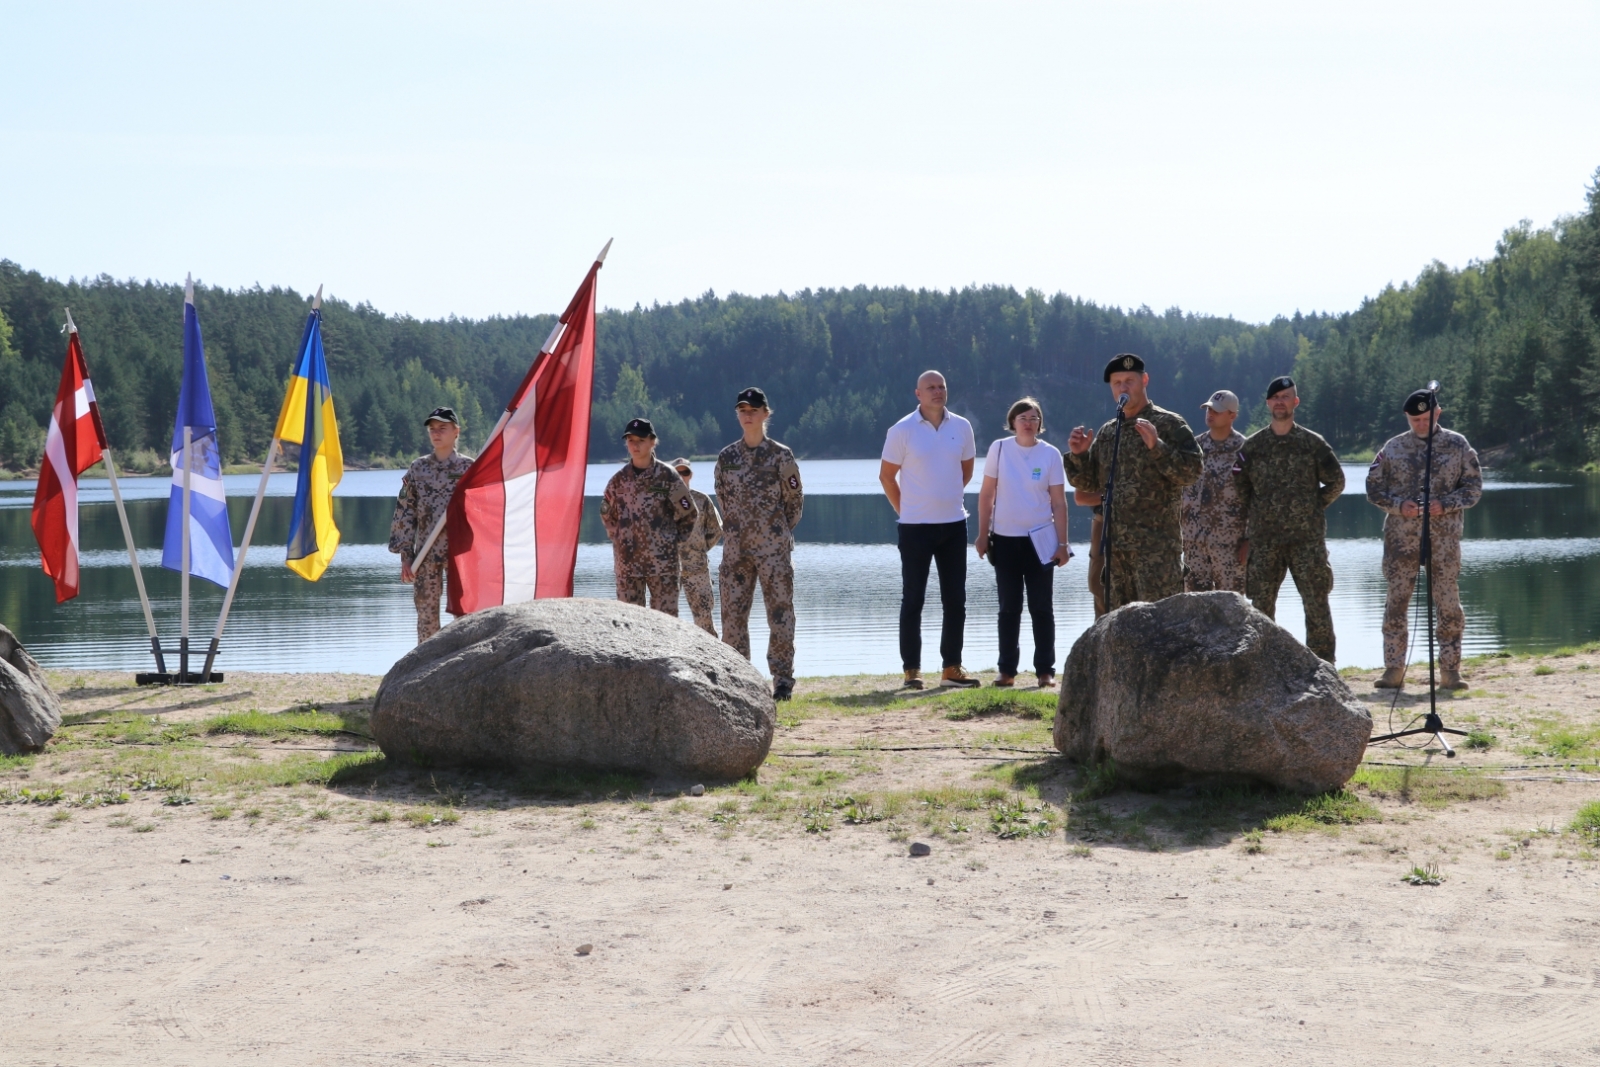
top-left (1068, 425), bottom-right (1094, 455)
top-left (1134, 419), bottom-right (1159, 449)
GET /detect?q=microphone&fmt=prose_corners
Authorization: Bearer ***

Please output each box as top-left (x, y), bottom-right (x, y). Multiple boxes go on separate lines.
top-left (1427, 379), bottom-right (1440, 392)
top-left (1117, 393), bottom-right (1130, 410)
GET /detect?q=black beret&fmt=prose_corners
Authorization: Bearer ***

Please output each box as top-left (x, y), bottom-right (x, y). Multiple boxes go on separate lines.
top-left (735, 386), bottom-right (768, 409)
top-left (1266, 376), bottom-right (1295, 398)
top-left (1403, 389), bottom-right (1436, 416)
top-left (1103, 353), bottom-right (1145, 382)
top-left (423, 407), bottom-right (459, 426)
top-left (622, 418), bottom-right (656, 438)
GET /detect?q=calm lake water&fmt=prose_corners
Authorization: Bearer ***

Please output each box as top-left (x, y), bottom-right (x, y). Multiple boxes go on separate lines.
top-left (2, 459), bottom-right (1597, 677)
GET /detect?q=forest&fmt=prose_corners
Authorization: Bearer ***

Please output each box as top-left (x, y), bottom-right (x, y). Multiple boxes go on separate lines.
top-left (3, 169), bottom-right (1597, 473)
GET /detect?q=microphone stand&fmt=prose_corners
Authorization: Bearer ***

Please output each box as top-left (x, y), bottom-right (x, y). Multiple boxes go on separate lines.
top-left (1369, 381), bottom-right (1466, 755)
top-left (1099, 394), bottom-right (1129, 611)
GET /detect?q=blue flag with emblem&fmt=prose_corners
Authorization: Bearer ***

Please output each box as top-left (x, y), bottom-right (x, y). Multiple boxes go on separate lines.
top-left (161, 276), bottom-right (235, 587)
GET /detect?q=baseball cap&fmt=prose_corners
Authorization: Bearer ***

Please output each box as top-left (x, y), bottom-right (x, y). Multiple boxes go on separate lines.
top-left (424, 407), bottom-right (459, 426)
top-left (622, 418), bottom-right (656, 438)
top-left (735, 387), bottom-right (768, 408)
top-left (1201, 390), bottom-right (1240, 414)
top-left (670, 457), bottom-right (693, 473)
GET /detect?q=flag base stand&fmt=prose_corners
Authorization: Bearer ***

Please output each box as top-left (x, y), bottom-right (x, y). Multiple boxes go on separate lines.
top-left (136, 672), bottom-right (225, 686)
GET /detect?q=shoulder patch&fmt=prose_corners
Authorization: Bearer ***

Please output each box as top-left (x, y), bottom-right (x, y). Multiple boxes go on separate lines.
top-left (1369, 451), bottom-right (1384, 469)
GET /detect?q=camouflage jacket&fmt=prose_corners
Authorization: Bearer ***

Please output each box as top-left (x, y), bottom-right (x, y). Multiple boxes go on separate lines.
top-left (1180, 429), bottom-right (1247, 546)
top-left (1232, 423), bottom-right (1344, 545)
top-left (1365, 427), bottom-right (1482, 543)
top-left (714, 437), bottom-right (804, 559)
top-left (1063, 401), bottom-right (1201, 544)
top-left (601, 459), bottom-right (699, 578)
top-left (388, 451), bottom-right (474, 570)
top-left (679, 488), bottom-right (723, 558)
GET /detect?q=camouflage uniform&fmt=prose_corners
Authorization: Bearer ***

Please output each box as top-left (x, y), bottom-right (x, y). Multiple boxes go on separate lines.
top-left (1087, 506), bottom-right (1106, 617)
top-left (600, 460), bottom-right (699, 616)
top-left (1365, 428), bottom-right (1482, 673)
top-left (1233, 424), bottom-right (1345, 662)
top-left (388, 451), bottom-right (474, 643)
top-left (1180, 429), bottom-right (1247, 593)
top-left (715, 437), bottom-right (804, 687)
top-left (1064, 402), bottom-right (1202, 610)
top-left (679, 487), bottom-right (723, 636)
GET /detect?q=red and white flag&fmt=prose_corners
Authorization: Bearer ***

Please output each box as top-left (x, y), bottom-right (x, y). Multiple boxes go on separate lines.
top-left (32, 319), bottom-right (109, 603)
top-left (446, 244), bottom-right (607, 613)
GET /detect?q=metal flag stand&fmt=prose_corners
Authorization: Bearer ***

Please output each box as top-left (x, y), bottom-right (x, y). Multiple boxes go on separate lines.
top-left (1368, 380), bottom-right (1466, 756)
top-left (65, 308), bottom-right (168, 676)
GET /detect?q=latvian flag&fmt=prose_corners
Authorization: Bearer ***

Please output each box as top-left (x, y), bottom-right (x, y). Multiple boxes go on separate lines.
top-left (446, 245), bottom-right (607, 613)
top-left (31, 316), bottom-right (108, 603)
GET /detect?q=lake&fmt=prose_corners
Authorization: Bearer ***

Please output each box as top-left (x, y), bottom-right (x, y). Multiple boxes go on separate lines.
top-left (2, 459), bottom-right (1597, 678)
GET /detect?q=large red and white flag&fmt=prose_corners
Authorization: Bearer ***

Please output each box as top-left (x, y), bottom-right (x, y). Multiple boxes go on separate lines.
top-left (32, 319), bottom-right (109, 603)
top-left (446, 244), bottom-right (607, 613)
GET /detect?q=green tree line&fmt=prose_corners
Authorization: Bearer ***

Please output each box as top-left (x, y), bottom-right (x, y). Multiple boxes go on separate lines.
top-left (3, 168), bottom-right (1597, 473)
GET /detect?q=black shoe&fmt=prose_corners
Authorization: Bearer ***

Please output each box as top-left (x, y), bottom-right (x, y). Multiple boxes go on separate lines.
top-left (773, 681), bottom-right (794, 702)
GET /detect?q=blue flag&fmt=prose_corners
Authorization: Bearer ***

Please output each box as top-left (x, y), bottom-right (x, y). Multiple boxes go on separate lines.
top-left (162, 276), bottom-right (236, 587)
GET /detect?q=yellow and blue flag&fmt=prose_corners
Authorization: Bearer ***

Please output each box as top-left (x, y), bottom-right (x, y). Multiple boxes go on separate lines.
top-left (274, 298), bottom-right (342, 580)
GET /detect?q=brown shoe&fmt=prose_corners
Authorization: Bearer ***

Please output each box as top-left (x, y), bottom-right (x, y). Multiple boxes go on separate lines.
top-left (1037, 673), bottom-right (1057, 689)
top-left (940, 666), bottom-right (981, 688)
top-left (992, 675), bottom-right (1016, 688)
top-left (1440, 670), bottom-right (1468, 691)
top-left (1374, 668), bottom-right (1406, 690)
top-left (903, 669), bottom-right (924, 691)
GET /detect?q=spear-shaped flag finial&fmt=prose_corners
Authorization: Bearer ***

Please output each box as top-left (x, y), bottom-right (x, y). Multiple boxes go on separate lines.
top-left (596, 238), bottom-right (613, 265)
top-left (185, 273), bottom-right (195, 305)
top-left (313, 284), bottom-right (323, 311)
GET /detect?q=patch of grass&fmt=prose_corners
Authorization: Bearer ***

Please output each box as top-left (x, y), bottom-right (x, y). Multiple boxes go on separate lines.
top-left (202, 709), bottom-right (360, 738)
top-left (1240, 829), bottom-right (1265, 854)
top-left (210, 805), bottom-right (232, 820)
top-left (1533, 663), bottom-right (1555, 676)
top-left (132, 823), bottom-right (156, 833)
top-left (1465, 729), bottom-right (1496, 751)
top-left (369, 808), bottom-right (393, 823)
top-left (941, 688), bottom-right (1056, 722)
top-left (403, 807), bottom-right (460, 828)
top-left (49, 809), bottom-right (72, 823)
top-left (1261, 790), bottom-right (1378, 832)
top-left (802, 801), bottom-right (833, 833)
top-left (989, 797), bottom-right (1058, 839)
top-left (0, 753), bottom-right (34, 772)
top-left (1402, 862), bottom-right (1443, 886)
top-left (1570, 800), bottom-right (1600, 841)
top-left (1075, 760), bottom-right (1120, 800)
top-left (1522, 721), bottom-right (1600, 761)
top-left (1, 785), bottom-right (66, 805)
top-left (310, 808), bottom-right (332, 821)
top-left (1352, 766), bottom-right (1506, 808)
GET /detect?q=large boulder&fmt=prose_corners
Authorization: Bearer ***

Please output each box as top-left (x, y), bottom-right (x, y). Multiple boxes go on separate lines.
top-left (372, 599), bottom-right (775, 780)
top-left (1054, 592), bottom-right (1371, 793)
top-left (0, 625), bottom-right (62, 756)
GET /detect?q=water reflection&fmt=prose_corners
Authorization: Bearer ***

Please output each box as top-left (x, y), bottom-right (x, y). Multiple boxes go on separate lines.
top-left (2, 463), bottom-right (1598, 677)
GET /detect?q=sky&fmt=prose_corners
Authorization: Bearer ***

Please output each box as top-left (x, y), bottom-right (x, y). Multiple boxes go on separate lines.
top-left (3, 1), bottom-right (1598, 324)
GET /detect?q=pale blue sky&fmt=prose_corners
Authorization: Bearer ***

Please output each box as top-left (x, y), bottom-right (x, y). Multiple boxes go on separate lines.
top-left (3, 1), bottom-right (1597, 322)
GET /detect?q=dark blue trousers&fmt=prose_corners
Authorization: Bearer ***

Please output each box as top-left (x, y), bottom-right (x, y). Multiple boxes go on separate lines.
top-left (897, 520), bottom-right (968, 671)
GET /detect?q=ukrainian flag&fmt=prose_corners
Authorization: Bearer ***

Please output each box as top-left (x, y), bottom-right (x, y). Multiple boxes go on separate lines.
top-left (274, 299), bottom-right (343, 580)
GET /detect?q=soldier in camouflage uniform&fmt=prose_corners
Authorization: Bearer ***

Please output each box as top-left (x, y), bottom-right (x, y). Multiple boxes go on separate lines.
top-left (389, 407), bottom-right (475, 643)
top-left (600, 419), bottom-right (699, 615)
top-left (1065, 353), bottom-right (1202, 610)
top-left (1232, 376), bottom-right (1345, 663)
top-left (715, 387), bottom-right (805, 701)
top-left (1181, 389), bottom-right (1248, 593)
top-left (1365, 390), bottom-right (1483, 690)
top-left (670, 457), bottom-right (723, 636)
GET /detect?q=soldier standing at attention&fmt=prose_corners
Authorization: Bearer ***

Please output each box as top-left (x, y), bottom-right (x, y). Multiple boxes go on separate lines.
top-left (1065, 354), bottom-right (1202, 609)
top-left (600, 418), bottom-right (698, 615)
top-left (1232, 376), bottom-right (1345, 662)
top-left (389, 407), bottom-right (474, 644)
top-left (716, 388), bottom-right (804, 701)
top-left (1366, 390), bottom-right (1483, 690)
top-left (671, 456), bottom-right (723, 637)
top-left (1181, 389), bottom-right (1248, 593)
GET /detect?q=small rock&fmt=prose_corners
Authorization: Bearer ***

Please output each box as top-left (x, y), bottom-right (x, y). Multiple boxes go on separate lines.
top-left (909, 842), bottom-right (932, 857)
top-left (575, 943), bottom-right (594, 956)
top-left (926, 878), bottom-right (935, 885)
top-left (723, 883), bottom-right (732, 890)
top-left (690, 784), bottom-right (705, 797)
top-left (179, 858), bottom-right (190, 864)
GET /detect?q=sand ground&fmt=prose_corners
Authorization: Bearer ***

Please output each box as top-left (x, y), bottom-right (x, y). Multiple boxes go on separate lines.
top-left (4, 653), bottom-right (1599, 1066)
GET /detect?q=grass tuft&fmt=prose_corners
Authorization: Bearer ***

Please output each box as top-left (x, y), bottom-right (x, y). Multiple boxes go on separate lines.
top-left (941, 688), bottom-right (1057, 722)
top-left (202, 709), bottom-right (359, 738)
top-left (1570, 800), bottom-right (1600, 841)
top-left (1352, 766), bottom-right (1506, 808)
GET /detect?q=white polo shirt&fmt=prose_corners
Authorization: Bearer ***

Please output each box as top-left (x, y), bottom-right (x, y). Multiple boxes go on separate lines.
top-left (881, 407), bottom-right (977, 525)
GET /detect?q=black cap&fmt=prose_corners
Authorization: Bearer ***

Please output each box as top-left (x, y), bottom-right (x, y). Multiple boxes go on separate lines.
top-left (424, 407), bottom-right (459, 426)
top-left (1403, 389), bottom-right (1436, 416)
top-left (1266, 376), bottom-right (1295, 398)
top-left (622, 418), bottom-right (656, 438)
top-left (1103, 353), bottom-right (1145, 382)
top-left (735, 387), bottom-right (768, 409)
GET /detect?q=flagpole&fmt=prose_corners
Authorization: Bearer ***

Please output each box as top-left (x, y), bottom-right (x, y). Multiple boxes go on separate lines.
top-left (200, 438), bottom-right (275, 681)
top-left (103, 448), bottom-right (167, 673)
top-left (180, 425), bottom-right (192, 682)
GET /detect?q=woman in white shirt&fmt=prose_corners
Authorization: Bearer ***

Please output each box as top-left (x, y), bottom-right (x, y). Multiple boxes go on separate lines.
top-left (975, 397), bottom-right (1070, 687)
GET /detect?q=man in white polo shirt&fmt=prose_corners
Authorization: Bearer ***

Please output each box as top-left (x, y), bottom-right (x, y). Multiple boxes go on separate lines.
top-left (879, 370), bottom-right (981, 689)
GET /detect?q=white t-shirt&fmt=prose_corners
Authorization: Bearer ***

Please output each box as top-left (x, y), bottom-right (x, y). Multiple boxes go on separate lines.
top-left (881, 408), bottom-right (977, 525)
top-left (983, 437), bottom-right (1065, 536)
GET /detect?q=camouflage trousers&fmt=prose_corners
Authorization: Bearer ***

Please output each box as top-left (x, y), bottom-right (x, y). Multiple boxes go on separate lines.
top-left (720, 551), bottom-right (795, 687)
top-left (680, 552), bottom-right (718, 637)
top-left (1247, 539), bottom-right (1335, 663)
top-left (1184, 535), bottom-right (1246, 594)
top-left (1101, 532), bottom-right (1184, 611)
top-left (1088, 514), bottom-right (1107, 618)
top-left (1383, 531), bottom-right (1464, 673)
top-left (412, 562), bottom-right (449, 644)
top-left (617, 572), bottom-right (680, 617)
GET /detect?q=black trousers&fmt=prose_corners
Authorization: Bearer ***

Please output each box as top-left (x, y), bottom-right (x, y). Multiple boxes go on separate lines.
top-left (990, 533), bottom-right (1056, 677)
top-left (897, 520), bottom-right (968, 671)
